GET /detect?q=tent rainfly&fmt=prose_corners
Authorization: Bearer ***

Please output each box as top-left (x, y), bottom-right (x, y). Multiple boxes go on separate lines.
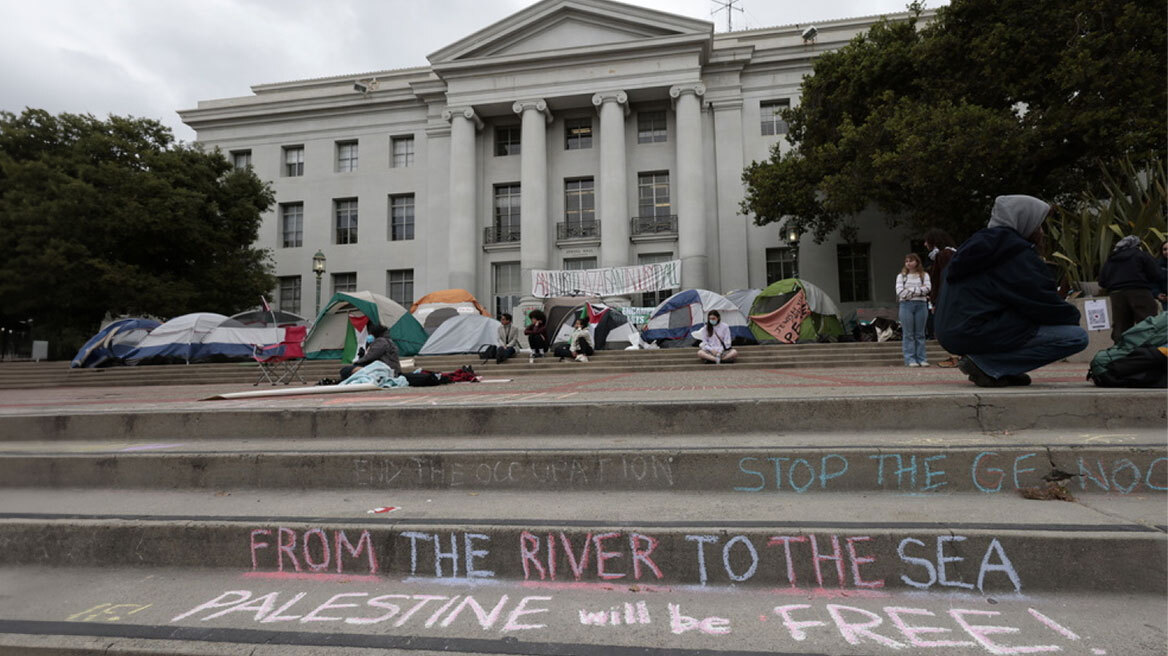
top-left (642, 289), bottom-right (753, 344)
top-left (71, 318), bottom-right (160, 368)
top-left (419, 314), bottom-right (501, 355)
top-left (411, 289), bottom-right (492, 334)
top-left (123, 313), bottom-right (279, 364)
top-left (748, 278), bottom-right (845, 343)
top-left (304, 291), bottom-right (428, 360)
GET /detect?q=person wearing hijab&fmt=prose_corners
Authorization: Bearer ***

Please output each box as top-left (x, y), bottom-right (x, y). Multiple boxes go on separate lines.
top-left (935, 195), bottom-right (1087, 387)
top-left (1099, 235), bottom-right (1161, 344)
top-left (340, 324), bottom-right (400, 381)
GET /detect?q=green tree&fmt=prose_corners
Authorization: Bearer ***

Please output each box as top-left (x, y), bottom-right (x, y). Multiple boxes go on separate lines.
top-left (741, 0), bottom-right (1167, 243)
top-left (0, 109), bottom-right (275, 357)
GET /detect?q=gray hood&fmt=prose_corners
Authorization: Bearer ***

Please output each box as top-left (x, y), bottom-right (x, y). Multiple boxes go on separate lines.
top-left (987, 195), bottom-right (1050, 239)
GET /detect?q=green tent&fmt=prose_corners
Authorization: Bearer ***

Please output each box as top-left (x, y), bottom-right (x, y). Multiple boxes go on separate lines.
top-left (304, 291), bottom-right (428, 359)
top-left (748, 278), bottom-right (845, 343)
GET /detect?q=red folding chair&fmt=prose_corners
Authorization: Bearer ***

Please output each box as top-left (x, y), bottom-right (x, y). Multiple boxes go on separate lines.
top-left (253, 325), bottom-right (308, 385)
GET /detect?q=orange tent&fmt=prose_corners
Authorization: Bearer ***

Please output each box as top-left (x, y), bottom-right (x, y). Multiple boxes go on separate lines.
top-left (410, 289), bottom-right (490, 316)
top-left (410, 289), bottom-right (492, 334)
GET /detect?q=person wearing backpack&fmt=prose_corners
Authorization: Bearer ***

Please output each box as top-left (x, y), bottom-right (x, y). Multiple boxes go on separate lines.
top-left (696, 310), bottom-right (738, 364)
top-left (1100, 236), bottom-right (1161, 345)
top-left (935, 195), bottom-right (1087, 387)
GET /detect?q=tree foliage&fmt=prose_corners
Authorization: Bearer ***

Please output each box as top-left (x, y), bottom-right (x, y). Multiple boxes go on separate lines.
top-left (0, 109), bottom-right (275, 355)
top-left (741, 0), bottom-right (1167, 243)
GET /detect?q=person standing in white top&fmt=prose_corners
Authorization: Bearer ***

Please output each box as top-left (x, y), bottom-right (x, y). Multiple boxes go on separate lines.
top-left (896, 254), bottom-right (932, 367)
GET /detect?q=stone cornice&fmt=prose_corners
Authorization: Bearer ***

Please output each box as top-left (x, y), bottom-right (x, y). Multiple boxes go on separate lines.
top-left (512, 99), bottom-right (554, 123)
top-left (591, 90), bottom-right (629, 117)
top-left (441, 106), bottom-right (485, 130)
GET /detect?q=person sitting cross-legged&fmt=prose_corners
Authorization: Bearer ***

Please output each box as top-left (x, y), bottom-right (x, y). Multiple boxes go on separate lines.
top-left (935, 195), bottom-right (1087, 387)
top-left (696, 310), bottom-right (738, 364)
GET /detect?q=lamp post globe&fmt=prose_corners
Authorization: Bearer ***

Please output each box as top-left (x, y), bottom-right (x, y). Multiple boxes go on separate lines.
top-left (312, 250), bottom-right (327, 315)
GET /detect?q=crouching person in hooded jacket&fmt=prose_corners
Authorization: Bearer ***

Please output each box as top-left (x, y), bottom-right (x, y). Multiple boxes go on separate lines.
top-left (935, 195), bottom-right (1088, 387)
top-left (340, 324), bottom-right (401, 381)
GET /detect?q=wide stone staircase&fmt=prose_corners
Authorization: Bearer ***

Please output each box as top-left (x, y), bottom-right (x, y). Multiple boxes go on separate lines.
top-left (0, 384), bottom-right (1163, 654)
top-left (0, 341), bottom-right (950, 390)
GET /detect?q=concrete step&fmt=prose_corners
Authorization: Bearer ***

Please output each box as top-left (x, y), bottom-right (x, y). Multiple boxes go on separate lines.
top-left (2, 389), bottom-right (1162, 441)
top-left (0, 488), bottom-right (1164, 594)
top-left (1, 567), bottom-right (1163, 655)
top-left (0, 342), bottom-right (952, 388)
top-left (1, 432), bottom-right (1162, 495)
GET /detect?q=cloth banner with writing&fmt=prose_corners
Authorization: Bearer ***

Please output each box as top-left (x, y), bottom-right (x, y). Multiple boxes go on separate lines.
top-left (531, 260), bottom-right (681, 299)
top-left (750, 289), bottom-right (811, 344)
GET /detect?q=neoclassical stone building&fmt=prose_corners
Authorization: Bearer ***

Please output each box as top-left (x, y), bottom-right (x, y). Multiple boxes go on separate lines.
top-left (180, 0), bottom-right (916, 318)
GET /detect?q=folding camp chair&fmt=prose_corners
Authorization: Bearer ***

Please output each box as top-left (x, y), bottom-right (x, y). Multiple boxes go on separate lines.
top-left (253, 325), bottom-right (308, 385)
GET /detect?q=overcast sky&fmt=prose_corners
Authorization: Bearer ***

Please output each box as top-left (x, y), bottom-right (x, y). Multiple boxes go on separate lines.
top-left (0, 0), bottom-right (939, 142)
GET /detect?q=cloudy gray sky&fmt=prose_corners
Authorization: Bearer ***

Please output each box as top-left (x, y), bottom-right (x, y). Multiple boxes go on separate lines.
top-left (0, 0), bottom-right (938, 142)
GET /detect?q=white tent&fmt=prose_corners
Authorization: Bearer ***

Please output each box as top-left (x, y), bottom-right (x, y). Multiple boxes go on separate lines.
top-left (419, 314), bottom-right (501, 355)
top-left (642, 289), bottom-right (752, 343)
top-left (725, 289), bottom-right (761, 321)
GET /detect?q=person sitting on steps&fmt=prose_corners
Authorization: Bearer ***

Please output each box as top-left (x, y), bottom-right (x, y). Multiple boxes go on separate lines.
top-left (696, 309), bottom-right (738, 364)
top-left (495, 313), bottom-right (520, 364)
top-left (567, 316), bottom-right (593, 363)
top-left (525, 309), bottom-right (548, 361)
top-left (339, 324), bottom-right (400, 382)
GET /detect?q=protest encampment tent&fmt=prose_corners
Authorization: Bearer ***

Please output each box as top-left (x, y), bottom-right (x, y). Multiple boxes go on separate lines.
top-left (548, 301), bottom-right (637, 350)
top-left (124, 313), bottom-right (231, 364)
top-left (71, 318), bottom-right (160, 368)
top-left (411, 289), bottom-right (491, 334)
top-left (196, 318), bottom-right (284, 361)
top-left (642, 289), bottom-right (752, 345)
top-left (304, 291), bottom-right (428, 360)
top-left (748, 278), bottom-right (845, 343)
top-left (419, 314), bottom-right (501, 355)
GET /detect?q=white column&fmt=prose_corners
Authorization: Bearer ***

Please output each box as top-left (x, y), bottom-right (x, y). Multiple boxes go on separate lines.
top-left (592, 91), bottom-right (630, 273)
top-left (671, 83), bottom-right (707, 290)
top-left (712, 99), bottom-right (748, 291)
top-left (513, 100), bottom-right (552, 301)
top-left (442, 107), bottom-right (482, 291)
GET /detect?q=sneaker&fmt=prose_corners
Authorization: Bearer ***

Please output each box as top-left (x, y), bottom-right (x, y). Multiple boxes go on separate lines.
top-left (957, 357), bottom-right (1009, 387)
top-left (528, 354), bottom-right (534, 364)
top-left (1002, 373), bottom-right (1032, 386)
top-left (576, 354), bottom-right (589, 363)
top-left (907, 362), bottom-right (920, 367)
top-left (715, 355), bottom-right (721, 365)
top-left (937, 357), bottom-right (960, 368)
top-left (918, 361), bottom-right (930, 367)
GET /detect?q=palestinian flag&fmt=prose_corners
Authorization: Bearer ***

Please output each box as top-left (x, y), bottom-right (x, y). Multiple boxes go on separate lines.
top-left (342, 314), bottom-right (371, 362)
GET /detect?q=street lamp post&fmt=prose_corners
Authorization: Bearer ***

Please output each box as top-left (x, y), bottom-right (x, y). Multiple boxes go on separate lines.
top-left (786, 226), bottom-right (800, 279)
top-left (312, 250), bottom-right (327, 316)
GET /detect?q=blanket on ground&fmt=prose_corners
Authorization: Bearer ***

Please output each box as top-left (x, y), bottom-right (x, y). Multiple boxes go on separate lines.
top-left (339, 361), bottom-right (408, 388)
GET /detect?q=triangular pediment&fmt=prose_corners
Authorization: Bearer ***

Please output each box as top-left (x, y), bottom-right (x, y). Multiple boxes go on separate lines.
top-left (428, 0), bottom-right (712, 64)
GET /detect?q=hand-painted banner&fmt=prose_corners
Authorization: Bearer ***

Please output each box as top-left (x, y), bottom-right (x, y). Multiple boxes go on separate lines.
top-left (532, 261), bottom-right (681, 299)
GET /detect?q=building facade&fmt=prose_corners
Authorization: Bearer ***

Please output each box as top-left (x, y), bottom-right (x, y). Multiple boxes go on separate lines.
top-left (179, 0), bottom-right (916, 318)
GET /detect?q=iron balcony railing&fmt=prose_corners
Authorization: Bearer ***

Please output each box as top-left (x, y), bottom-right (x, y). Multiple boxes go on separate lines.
top-left (630, 214), bottom-right (678, 236)
top-left (483, 225), bottom-right (521, 245)
top-left (556, 220), bottom-right (600, 241)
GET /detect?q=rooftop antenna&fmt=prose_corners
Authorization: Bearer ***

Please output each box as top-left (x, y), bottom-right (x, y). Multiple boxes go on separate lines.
top-left (711, 0), bottom-right (744, 32)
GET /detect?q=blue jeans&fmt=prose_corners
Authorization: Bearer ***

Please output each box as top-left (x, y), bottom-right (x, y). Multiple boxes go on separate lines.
top-left (899, 301), bottom-right (928, 364)
top-left (967, 324), bottom-right (1088, 378)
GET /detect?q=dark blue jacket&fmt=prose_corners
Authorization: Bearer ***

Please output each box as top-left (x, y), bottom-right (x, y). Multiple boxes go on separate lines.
top-left (1099, 247), bottom-right (1159, 293)
top-left (935, 227), bottom-right (1080, 355)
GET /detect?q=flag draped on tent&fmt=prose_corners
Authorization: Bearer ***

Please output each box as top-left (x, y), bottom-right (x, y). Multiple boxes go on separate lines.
top-left (344, 314), bottom-right (371, 362)
top-left (750, 289), bottom-right (812, 343)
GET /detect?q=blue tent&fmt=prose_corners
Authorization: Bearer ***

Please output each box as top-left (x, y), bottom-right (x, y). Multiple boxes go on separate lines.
top-left (642, 289), bottom-right (753, 343)
top-left (71, 318), bottom-right (160, 368)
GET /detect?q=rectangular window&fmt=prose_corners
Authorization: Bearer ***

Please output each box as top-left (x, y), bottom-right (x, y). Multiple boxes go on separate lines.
top-left (638, 252), bottom-right (674, 308)
top-left (389, 194), bottom-right (415, 241)
top-left (391, 135), bottom-right (414, 168)
top-left (637, 172), bottom-right (671, 217)
top-left (231, 150), bottom-right (252, 170)
top-left (277, 276), bottom-right (302, 315)
top-left (637, 111), bottom-right (667, 143)
top-left (336, 141), bottom-right (358, 172)
top-left (493, 262), bottom-right (521, 317)
top-left (335, 198), bottom-right (358, 244)
top-left (837, 243), bottom-right (872, 303)
top-left (493, 184), bottom-right (521, 242)
top-left (332, 272), bottom-right (357, 295)
top-left (761, 99), bottom-right (790, 136)
top-left (765, 247), bottom-right (796, 284)
top-left (564, 178), bottom-right (595, 227)
top-left (280, 202), bottom-right (303, 248)
top-left (563, 257), bottom-right (597, 271)
top-left (494, 125), bottom-right (521, 156)
top-left (283, 146), bottom-right (304, 176)
top-left (387, 269), bottom-right (414, 307)
top-left (565, 118), bottom-right (592, 150)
